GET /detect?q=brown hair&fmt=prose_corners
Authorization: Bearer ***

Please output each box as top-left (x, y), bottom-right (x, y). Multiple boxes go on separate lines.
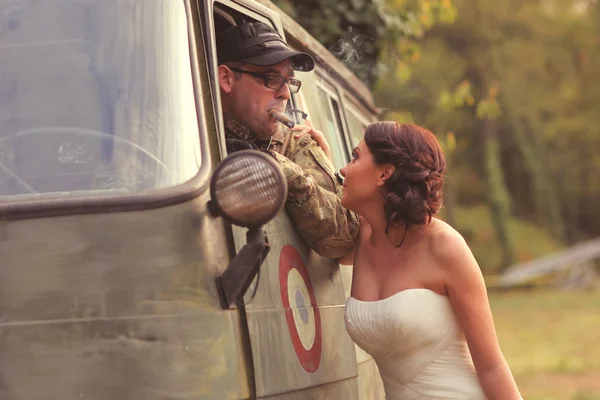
top-left (364, 121), bottom-right (446, 237)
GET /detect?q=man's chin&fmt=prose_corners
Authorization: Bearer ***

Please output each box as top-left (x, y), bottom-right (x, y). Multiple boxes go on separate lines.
top-left (264, 121), bottom-right (280, 136)
top-left (249, 121), bottom-right (275, 139)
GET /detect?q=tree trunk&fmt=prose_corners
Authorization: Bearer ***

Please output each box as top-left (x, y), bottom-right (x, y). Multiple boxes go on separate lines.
top-left (510, 115), bottom-right (566, 242)
top-left (482, 118), bottom-right (517, 270)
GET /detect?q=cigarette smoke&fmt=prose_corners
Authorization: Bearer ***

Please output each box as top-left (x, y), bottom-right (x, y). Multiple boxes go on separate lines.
top-left (328, 27), bottom-right (375, 84)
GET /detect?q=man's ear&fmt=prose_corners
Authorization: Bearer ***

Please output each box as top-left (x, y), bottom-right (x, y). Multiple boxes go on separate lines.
top-left (377, 164), bottom-right (395, 187)
top-left (218, 65), bottom-right (234, 93)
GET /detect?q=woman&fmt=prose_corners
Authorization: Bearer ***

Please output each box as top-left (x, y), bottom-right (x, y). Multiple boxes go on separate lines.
top-left (304, 121), bottom-right (522, 399)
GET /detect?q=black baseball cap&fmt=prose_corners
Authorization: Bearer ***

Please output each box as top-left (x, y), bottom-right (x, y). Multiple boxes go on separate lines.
top-left (217, 22), bottom-right (315, 72)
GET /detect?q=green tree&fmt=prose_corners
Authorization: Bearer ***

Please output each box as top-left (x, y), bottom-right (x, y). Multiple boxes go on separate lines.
top-left (272, 0), bottom-right (457, 87)
top-left (276, 0), bottom-right (600, 269)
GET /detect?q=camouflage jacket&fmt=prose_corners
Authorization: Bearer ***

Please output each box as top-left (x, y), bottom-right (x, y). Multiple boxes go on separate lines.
top-left (224, 114), bottom-right (359, 259)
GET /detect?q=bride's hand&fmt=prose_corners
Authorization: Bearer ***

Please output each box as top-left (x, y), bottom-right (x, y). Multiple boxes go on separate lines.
top-left (292, 122), bottom-right (332, 161)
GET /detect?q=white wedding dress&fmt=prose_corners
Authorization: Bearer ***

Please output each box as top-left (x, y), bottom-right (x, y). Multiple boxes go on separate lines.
top-left (345, 288), bottom-right (487, 400)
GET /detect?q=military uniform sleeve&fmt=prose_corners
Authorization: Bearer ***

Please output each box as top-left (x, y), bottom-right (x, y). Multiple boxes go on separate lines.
top-left (268, 135), bottom-right (359, 259)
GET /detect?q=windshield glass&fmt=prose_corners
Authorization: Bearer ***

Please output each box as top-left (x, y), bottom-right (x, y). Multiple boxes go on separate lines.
top-left (0, 0), bottom-right (201, 198)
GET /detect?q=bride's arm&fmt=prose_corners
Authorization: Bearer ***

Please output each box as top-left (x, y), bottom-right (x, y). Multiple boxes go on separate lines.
top-left (431, 229), bottom-right (523, 400)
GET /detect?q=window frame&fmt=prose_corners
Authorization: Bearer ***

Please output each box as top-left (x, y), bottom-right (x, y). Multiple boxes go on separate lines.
top-left (340, 94), bottom-right (373, 148)
top-left (312, 75), bottom-right (354, 168)
top-left (0, 0), bottom-right (213, 221)
top-left (206, 0), bottom-right (288, 158)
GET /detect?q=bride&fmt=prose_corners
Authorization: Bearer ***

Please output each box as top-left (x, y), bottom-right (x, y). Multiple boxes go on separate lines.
top-left (302, 121), bottom-right (522, 399)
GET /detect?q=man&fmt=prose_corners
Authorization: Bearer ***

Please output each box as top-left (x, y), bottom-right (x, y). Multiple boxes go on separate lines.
top-left (217, 21), bottom-right (358, 260)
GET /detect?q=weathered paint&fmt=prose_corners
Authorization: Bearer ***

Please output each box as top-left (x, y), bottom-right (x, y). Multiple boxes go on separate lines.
top-left (279, 245), bottom-right (322, 373)
top-left (0, 0), bottom-right (386, 398)
top-left (233, 211), bottom-right (360, 398)
top-left (259, 376), bottom-right (358, 399)
top-left (0, 194), bottom-right (251, 399)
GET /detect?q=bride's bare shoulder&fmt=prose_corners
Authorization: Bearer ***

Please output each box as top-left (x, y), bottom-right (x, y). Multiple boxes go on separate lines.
top-left (428, 219), bottom-right (469, 257)
top-left (428, 218), bottom-right (478, 272)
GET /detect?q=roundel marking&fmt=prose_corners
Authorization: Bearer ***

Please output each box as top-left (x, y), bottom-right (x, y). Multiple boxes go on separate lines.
top-left (279, 244), bottom-right (322, 373)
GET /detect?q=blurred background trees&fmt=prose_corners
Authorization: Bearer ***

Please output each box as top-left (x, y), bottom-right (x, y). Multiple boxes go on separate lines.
top-left (273, 0), bottom-right (600, 274)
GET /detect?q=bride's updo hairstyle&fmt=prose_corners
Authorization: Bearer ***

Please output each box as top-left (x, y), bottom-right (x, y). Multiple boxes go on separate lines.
top-left (364, 121), bottom-right (446, 235)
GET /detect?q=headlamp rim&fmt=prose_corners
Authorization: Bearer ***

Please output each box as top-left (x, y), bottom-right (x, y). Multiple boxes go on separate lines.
top-left (209, 149), bottom-right (287, 228)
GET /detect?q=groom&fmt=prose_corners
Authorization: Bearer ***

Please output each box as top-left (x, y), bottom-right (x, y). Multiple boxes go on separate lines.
top-left (216, 21), bottom-right (359, 259)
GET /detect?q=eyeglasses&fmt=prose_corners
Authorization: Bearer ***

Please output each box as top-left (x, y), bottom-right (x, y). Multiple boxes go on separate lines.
top-left (229, 68), bottom-right (302, 94)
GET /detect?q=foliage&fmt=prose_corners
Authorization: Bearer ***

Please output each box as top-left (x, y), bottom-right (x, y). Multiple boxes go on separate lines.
top-left (272, 0), bottom-right (457, 86)
top-left (278, 0), bottom-right (600, 269)
top-left (475, 85), bottom-right (501, 120)
top-left (374, 0), bottom-right (600, 263)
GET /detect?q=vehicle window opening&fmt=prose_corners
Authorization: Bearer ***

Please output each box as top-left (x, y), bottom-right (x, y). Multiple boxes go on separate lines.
top-left (212, 4), bottom-right (305, 135)
top-left (314, 86), bottom-right (349, 170)
top-left (331, 98), bottom-right (348, 155)
top-left (344, 104), bottom-right (370, 147)
top-left (214, 3), bottom-right (269, 37)
top-left (0, 0), bottom-right (201, 199)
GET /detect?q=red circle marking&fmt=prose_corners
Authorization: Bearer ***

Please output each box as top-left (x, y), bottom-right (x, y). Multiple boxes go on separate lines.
top-left (279, 244), bottom-right (322, 373)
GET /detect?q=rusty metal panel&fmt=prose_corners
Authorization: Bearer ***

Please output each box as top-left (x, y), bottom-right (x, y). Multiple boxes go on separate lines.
top-left (214, 2), bottom-right (381, 398)
top-left (259, 377), bottom-right (358, 400)
top-left (240, 213), bottom-right (346, 310)
top-left (246, 305), bottom-right (357, 398)
top-left (0, 195), bottom-right (251, 399)
top-left (0, 312), bottom-right (248, 400)
top-left (0, 195), bottom-right (226, 321)
top-left (236, 213), bottom-right (358, 398)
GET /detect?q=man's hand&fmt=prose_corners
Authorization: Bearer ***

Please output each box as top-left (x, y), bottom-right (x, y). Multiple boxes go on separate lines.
top-left (292, 123), bottom-right (332, 161)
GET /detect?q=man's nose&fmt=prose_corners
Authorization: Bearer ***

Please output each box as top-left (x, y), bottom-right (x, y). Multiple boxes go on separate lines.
top-left (276, 83), bottom-right (291, 100)
top-left (340, 166), bottom-right (347, 177)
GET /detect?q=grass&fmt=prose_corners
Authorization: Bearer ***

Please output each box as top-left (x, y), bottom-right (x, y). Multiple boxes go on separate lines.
top-left (490, 289), bottom-right (600, 399)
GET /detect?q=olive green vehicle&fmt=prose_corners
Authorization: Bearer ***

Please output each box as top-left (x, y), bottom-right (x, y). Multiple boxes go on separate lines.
top-left (0, 0), bottom-right (384, 398)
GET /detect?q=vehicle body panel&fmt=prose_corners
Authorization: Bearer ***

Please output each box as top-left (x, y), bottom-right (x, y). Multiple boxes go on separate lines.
top-left (0, 195), bottom-right (251, 399)
top-left (0, 0), bottom-right (384, 398)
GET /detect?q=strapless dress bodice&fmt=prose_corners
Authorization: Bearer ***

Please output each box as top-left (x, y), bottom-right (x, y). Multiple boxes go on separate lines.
top-left (345, 289), bottom-right (487, 400)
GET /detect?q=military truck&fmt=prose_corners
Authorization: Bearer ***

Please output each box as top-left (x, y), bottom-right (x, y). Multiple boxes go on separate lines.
top-left (0, 0), bottom-right (384, 398)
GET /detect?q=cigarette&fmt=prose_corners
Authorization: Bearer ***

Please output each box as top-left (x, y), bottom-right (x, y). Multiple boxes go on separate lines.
top-left (268, 109), bottom-right (295, 129)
